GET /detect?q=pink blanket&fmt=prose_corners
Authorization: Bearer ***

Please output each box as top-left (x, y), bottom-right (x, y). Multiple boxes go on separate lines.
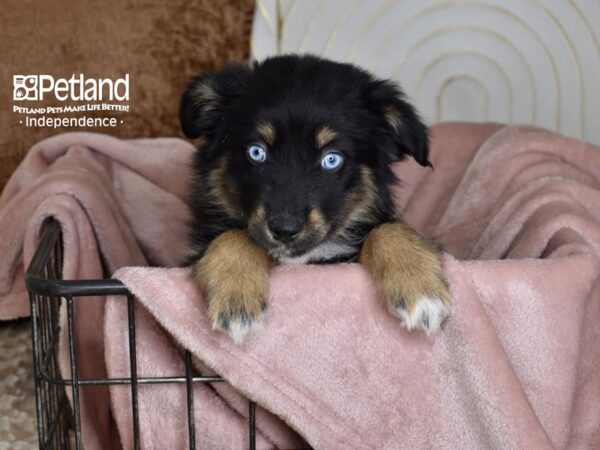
top-left (1, 124), bottom-right (599, 449)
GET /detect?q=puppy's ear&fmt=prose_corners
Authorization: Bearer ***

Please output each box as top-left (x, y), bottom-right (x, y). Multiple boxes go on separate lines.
top-left (180, 64), bottom-right (252, 139)
top-left (367, 80), bottom-right (431, 167)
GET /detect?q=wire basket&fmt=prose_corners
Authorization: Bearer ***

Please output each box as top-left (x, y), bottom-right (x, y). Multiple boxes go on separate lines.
top-left (25, 219), bottom-right (258, 450)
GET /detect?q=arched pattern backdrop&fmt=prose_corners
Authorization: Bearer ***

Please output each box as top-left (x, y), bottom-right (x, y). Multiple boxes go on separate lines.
top-left (251, 0), bottom-right (600, 145)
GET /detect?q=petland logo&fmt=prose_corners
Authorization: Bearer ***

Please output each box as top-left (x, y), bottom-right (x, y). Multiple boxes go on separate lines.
top-left (13, 74), bottom-right (130, 128)
top-left (13, 74), bottom-right (129, 102)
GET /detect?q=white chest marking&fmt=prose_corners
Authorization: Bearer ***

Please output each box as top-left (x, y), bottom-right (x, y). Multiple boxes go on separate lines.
top-left (278, 241), bottom-right (357, 265)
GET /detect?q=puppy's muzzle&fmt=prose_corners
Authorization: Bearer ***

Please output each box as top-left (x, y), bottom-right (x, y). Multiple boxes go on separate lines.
top-left (267, 216), bottom-right (304, 243)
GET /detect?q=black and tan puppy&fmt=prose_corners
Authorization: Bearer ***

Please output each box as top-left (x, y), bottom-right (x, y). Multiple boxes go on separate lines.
top-left (180, 55), bottom-right (449, 342)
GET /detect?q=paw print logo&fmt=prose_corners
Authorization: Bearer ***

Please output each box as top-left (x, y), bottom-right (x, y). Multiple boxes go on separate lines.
top-left (13, 75), bottom-right (38, 101)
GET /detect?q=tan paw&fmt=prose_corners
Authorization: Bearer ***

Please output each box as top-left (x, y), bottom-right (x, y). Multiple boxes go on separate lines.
top-left (360, 222), bottom-right (451, 334)
top-left (206, 288), bottom-right (267, 344)
top-left (390, 293), bottom-right (449, 334)
top-left (194, 230), bottom-right (272, 343)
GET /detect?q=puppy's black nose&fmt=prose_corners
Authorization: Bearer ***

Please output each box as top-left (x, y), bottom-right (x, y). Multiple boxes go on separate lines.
top-left (268, 217), bottom-right (303, 243)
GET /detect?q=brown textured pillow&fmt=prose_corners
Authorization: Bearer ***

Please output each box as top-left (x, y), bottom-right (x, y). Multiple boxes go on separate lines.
top-left (0, 0), bottom-right (254, 189)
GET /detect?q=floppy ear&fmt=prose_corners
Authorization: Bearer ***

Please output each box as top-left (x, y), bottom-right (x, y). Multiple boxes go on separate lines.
top-left (367, 80), bottom-right (431, 167)
top-left (180, 64), bottom-right (252, 139)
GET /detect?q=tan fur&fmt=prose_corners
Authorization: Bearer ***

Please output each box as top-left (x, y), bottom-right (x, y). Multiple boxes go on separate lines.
top-left (247, 204), bottom-right (266, 235)
top-left (360, 222), bottom-right (449, 314)
top-left (384, 106), bottom-right (403, 132)
top-left (195, 229), bottom-right (273, 330)
top-left (208, 157), bottom-right (241, 219)
top-left (192, 82), bottom-right (218, 109)
top-left (252, 204), bottom-right (266, 220)
top-left (257, 122), bottom-right (276, 146)
top-left (307, 208), bottom-right (327, 234)
top-left (335, 167), bottom-right (378, 232)
top-left (316, 126), bottom-right (337, 149)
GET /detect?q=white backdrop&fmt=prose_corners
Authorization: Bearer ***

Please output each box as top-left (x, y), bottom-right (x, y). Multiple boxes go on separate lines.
top-left (251, 0), bottom-right (600, 145)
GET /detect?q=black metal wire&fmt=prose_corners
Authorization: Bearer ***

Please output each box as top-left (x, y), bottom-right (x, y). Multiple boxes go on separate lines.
top-left (25, 219), bottom-right (261, 450)
top-left (249, 401), bottom-right (256, 450)
top-left (66, 295), bottom-right (82, 450)
top-left (29, 293), bottom-right (45, 444)
top-left (126, 293), bottom-right (141, 450)
top-left (38, 372), bottom-right (226, 387)
top-left (185, 351), bottom-right (196, 450)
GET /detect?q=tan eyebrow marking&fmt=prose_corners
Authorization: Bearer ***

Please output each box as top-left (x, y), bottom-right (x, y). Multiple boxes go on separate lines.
top-left (384, 106), bottom-right (403, 132)
top-left (257, 122), bottom-right (276, 146)
top-left (316, 126), bottom-right (337, 149)
top-left (192, 82), bottom-right (218, 109)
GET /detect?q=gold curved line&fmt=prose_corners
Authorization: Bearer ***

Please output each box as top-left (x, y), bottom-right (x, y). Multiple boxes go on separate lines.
top-left (569, 1), bottom-right (600, 60)
top-left (278, 0), bottom-right (293, 17)
top-left (414, 50), bottom-right (514, 123)
top-left (436, 75), bottom-right (491, 122)
top-left (569, 0), bottom-right (600, 139)
top-left (389, 24), bottom-right (536, 122)
top-left (282, 0), bottom-right (302, 42)
top-left (250, 37), bottom-right (257, 61)
top-left (347, 0), bottom-right (398, 60)
top-left (256, 0), bottom-right (276, 33)
top-left (322, 0), bottom-right (360, 57)
top-left (480, 2), bottom-right (560, 129)
top-left (276, 0), bottom-right (283, 54)
top-left (369, 1), bottom-right (459, 69)
top-left (370, 1), bottom-right (561, 129)
top-left (534, 0), bottom-right (584, 136)
top-left (299, 0), bottom-right (329, 53)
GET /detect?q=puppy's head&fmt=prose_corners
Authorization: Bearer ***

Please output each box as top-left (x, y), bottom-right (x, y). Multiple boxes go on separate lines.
top-left (181, 55), bottom-right (429, 261)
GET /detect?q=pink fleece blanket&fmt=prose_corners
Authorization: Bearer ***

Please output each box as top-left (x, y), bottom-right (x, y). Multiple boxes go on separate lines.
top-left (1, 124), bottom-right (599, 449)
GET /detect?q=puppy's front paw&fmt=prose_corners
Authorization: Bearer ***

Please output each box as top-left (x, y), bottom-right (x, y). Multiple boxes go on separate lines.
top-left (391, 291), bottom-right (449, 334)
top-left (194, 230), bottom-right (272, 343)
top-left (206, 288), bottom-right (267, 344)
top-left (360, 222), bottom-right (450, 334)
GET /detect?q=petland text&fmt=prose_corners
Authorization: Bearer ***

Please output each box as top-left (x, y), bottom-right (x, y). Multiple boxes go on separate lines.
top-left (13, 74), bottom-right (129, 102)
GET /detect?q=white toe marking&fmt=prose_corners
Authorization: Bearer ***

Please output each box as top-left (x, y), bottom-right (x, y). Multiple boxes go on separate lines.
top-left (226, 321), bottom-right (252, 344)
top-left (394, 296), bottom-right (449, 334)
top-left (219, 313), bottom-right (264, 344)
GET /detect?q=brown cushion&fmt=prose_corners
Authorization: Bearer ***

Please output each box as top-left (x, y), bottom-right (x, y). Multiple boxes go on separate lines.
top-left (0, 0), bottom-right (254, 189)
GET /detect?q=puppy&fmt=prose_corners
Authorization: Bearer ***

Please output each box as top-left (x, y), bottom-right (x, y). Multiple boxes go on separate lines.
top-left (180, 55), bottom-right (449, 343)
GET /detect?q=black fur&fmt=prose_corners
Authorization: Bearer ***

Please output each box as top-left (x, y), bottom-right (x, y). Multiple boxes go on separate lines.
top-left (180, 54), bottom-right (430, 264)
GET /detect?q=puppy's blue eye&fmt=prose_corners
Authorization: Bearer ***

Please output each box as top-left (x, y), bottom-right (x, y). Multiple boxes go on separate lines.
top-left (247, 144), bottom-right (267, 163)
top-left (321, 152), bottom-right (344, 170)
